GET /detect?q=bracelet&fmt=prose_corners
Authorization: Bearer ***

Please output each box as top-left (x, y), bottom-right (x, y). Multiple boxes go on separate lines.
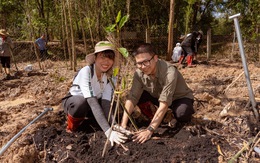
top-left (147, 126), bottom-right (155, 132)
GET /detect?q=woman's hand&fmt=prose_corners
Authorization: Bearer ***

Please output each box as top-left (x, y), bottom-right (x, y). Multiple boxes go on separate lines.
top-left (132, 129), bottom-right (153, 144)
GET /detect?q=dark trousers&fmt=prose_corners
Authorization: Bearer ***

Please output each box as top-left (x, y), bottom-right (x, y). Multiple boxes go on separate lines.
top-left (0, 56), bottom-right (11, 68)
top-left (40, 49), bottom-right (48, 61)
top-left (137, 91), bottom-right (195, 122)
top-left (62, 95), bottom-right (91, 118)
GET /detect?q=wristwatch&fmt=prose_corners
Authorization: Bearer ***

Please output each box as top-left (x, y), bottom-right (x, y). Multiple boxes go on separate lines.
top-left (147, 126), bottom-right (155, 132)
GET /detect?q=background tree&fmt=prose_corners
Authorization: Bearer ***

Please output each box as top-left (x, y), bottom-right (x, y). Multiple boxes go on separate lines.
top-left (0, 0), bottom-right (259, 61)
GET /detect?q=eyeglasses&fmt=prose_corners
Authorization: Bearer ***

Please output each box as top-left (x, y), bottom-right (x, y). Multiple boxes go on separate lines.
top-left (135, 55), bottom-right (154, 68)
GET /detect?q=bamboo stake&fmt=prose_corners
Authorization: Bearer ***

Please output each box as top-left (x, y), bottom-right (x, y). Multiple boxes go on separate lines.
top-left (107, 92), bottom-right (116, 123)
top-left (102, 91), bottom-right (121, 157)
top-left (228, 141), bottom-right (251, 163)
top-left (247, 131), bottom-right (260, 159)
top-left (108, 77), bottom-right (138, 131)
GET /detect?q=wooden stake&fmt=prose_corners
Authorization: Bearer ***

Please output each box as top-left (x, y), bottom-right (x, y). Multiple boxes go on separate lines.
top-left (102, 93), bottom-right (121, 157)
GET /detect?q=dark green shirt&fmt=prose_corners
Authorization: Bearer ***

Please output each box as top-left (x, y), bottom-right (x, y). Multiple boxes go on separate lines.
top-left (127, 59), bottom-right (194, 106)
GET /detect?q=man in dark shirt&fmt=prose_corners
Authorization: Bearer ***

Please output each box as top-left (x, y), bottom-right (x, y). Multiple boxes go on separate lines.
top-left (179, 31), bottom-right (203, 67)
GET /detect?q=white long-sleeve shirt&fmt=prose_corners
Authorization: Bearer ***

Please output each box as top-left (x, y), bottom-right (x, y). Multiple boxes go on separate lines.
top-left (69, 65), bottom-right (113, 101)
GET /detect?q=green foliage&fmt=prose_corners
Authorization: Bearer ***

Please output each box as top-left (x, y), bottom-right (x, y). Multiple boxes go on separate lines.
top-left (113, 67), bottom-right (119, 77)
top-left (105, 24), bottom-right (117, 33)
top-left (118, 47), bottom-right (129, 58)
top-left (105, 10), bottom-right (129, 33)
top-left (119, 14), bottom-right (129, 29)
top-left (105, 10), bottom-right (129, 58)
top-left (1, 0), bottom-right (259, 43)
top-left (184, 0), bottom-right (196, 33)
top-left (211, 16), bottom-right (233, 35)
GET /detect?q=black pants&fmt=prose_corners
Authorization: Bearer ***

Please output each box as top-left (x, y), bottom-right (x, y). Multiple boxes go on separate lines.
top-left (0, 56), bottom-right (11, 68)
top-left (40, 49), bottom-right (48, 61)
top-left (137, 91), bottom-right (195, 122)
top-left (62, 95), bottom-right (91, 118)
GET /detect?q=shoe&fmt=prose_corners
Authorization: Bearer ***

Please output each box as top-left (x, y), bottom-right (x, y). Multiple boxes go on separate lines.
top-left (66, 114), bottom-right (85, 132)
top-left (192, 60), bottom-right (199, 64)
top-left (187, 56), bottom-right (196, 67)
top-left (178, 55), bottom-right (185, 64)
top-left (3, 74), bottom-right (11, 80)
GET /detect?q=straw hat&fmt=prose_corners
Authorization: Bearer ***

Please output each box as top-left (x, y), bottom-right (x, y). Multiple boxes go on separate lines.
top-left (85, 41), bottom-right (115, 65)
top-left (93, 41), bottom-right (115, 54)
top-left (0, 29), bottom-right (9, 36)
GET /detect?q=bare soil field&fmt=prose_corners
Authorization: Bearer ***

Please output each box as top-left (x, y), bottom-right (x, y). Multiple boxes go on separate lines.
top-left (0, 56), bottom-right (260, 162)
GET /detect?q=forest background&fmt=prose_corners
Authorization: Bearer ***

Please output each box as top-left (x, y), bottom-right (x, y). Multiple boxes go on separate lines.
top-left (0, 0), bottom-right (260, 71)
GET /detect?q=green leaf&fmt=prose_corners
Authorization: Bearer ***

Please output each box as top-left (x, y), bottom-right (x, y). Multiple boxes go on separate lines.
top-left (119, 14), bottom-right (129, 29)
top-left (116, 11), bottom-right (122, 24)
top-left (113, 67), bottom-right (119, 77)
top-left (105, 24), bottom-right (117, 33)
top-left (118, 47), bottom-right (129, 58)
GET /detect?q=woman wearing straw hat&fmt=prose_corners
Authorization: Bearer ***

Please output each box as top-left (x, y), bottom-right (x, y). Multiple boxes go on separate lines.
top-left (62, 41), bottom-right (128, 146)
top-left (0, 29), bottom-right (14, 80)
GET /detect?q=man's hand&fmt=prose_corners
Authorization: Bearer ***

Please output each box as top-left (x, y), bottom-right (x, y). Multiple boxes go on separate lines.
top-left (132, 129), bottom-right (153, 144)
top-left (105, 128), bottom-right (128, 146)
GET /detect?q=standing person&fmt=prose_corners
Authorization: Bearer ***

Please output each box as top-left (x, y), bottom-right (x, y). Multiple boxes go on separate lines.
top-left (62, 41), bottom-right (127, 146)
top-left (0, 29), bottom-right (14, 80)
top-left (120, 43), bottom-right (194, 144)
top-left (35, 34), bottom-right (48, 60)
top-left (178, 30), bottom-right (203, 67)
top-left (171, 42), bottom-right (182, 63)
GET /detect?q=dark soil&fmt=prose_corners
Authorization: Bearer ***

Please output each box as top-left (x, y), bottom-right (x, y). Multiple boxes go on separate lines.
top-left (33, 111), bottom-right (223, 163)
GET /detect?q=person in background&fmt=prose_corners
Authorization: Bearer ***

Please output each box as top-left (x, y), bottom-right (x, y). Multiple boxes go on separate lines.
top-left (0, 29), bottom-right (14, 80)
top-left (120, 43), bottom-right (194, 144)
top-left (172, 42), bottom-right (182, 63)
top-left (35, 34), bottom-right (48, 61)
top-left (62, 41), bottom-right (128, 146)
top-left (178, 30), bottom-right (203, 67)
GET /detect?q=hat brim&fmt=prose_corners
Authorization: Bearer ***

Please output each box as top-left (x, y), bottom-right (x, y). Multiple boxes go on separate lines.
top-left (85, 53), bottom-right (96, 65)
top-left (0, 32), bottom-right (9, 36)
top-left (94, 47), bottom-right (115, 54)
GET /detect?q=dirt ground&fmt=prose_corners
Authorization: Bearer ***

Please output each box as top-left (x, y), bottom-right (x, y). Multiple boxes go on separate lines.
top-left (1, 56), bottom-right (260, 163)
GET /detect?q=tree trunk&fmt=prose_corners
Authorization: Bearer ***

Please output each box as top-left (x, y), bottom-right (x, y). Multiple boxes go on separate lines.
top-left (61, 0), bottom-right (68, 68)
top-left (191, 2), bottom-right (198, 30)
top-left (207, 28), bottom-right (211, 60)
top-left (67, 0), bottom-right (76, 71)
top-left (26, 0), bottom-right (42, 69)
top-left (85, 3), bottom-right (95, 48)
top-left (77, 3), bottom-right (87, 55)
top-left (167, 0), bottom-right (175, 61)
top-left (143, 0), bottom-right (150, 43)
top-left (97, 0), bottom-right (101, 40)
top-left (63, 0), bottom-right (72, 70)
